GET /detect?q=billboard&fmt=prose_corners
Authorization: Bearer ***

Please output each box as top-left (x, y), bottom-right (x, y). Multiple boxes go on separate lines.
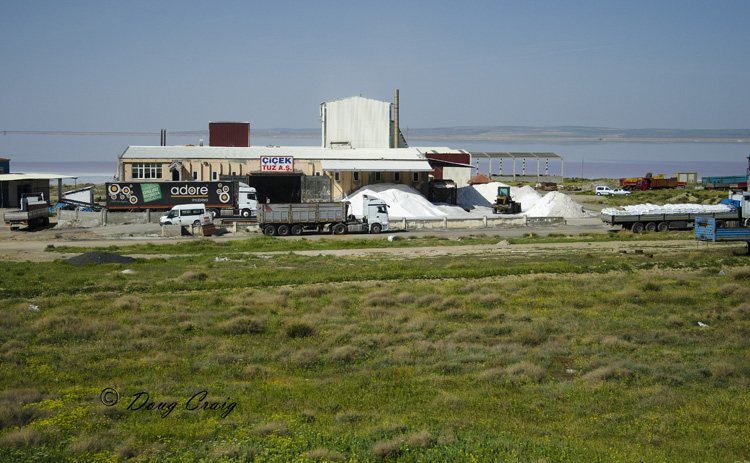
top-left (106, 182), bottom-right (235, 209)
top-left (260, 156), bottom-right (294, 173)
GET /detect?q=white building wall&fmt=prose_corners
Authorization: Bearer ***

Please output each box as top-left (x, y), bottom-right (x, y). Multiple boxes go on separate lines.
top-left (323, 96), bottom-right (391, 148)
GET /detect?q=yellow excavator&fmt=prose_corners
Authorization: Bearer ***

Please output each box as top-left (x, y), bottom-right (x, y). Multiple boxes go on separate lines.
top-left (492, 186), bottom-right (521, 214)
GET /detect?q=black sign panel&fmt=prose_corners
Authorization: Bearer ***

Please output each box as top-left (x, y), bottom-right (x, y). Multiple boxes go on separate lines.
top-left (106, 182), bottom-right (235, 209)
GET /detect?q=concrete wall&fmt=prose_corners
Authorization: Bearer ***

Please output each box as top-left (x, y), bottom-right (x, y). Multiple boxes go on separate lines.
top-left (388, 215), bottom-right (563, 231)
top-left (58, 210), bottom-right (161, 227)
top-left (57, 209), bottom-right (565, 232)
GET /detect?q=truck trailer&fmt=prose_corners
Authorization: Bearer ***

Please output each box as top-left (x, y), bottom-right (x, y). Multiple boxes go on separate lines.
top-left (4, 193), bottom-right (50, 230)
top-left (106, 181), bottom-right (258, 217)
top-left (701, 176), bottom-right (748, 190)
top-left (601, 203), bottom-right (741, 233)
top-left (258, 195), bottom-right (389, 236)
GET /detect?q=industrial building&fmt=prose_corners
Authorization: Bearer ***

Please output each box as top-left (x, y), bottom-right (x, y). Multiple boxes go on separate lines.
top-left (116, 91), bottom-right (562, 203)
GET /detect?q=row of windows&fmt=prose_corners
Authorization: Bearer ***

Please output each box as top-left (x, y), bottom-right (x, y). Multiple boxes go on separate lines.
top-left (132, 163), bottom-right (419, 182)
top-left (132, 163), bottom-right (162, 179)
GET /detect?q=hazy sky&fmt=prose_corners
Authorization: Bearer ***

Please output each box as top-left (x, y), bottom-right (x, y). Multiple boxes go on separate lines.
top-left (2, 1), bottom-right (750, 161)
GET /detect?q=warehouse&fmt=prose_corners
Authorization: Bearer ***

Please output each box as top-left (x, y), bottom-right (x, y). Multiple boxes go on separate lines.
top-left (117, 92), bottom-right (436, 202)
top-left (117, 144), bottom-right (433, 203)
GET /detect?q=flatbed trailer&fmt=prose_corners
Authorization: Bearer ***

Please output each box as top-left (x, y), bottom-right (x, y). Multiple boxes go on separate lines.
top-left (4, 193), bottom-right (50, 230)
top-left (601, 209), bottom-right (740, 233)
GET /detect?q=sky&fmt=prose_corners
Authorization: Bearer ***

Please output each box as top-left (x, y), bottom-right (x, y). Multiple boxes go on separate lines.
top-left (2, 0), bottom-right (750, 162)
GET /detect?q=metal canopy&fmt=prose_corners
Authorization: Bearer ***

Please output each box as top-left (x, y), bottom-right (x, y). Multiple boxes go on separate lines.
top-left (469, 152), bottom-right (564, 180)
top-left (469, 152), bottom-right (562, 160)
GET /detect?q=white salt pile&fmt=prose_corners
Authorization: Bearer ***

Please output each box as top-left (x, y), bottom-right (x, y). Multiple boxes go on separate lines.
top-left (348, 182), bottom-right (588, 220)
top-left (525, 191), bottom-right (587, 218)
top-left (347, 184), bottom-right (446, 219)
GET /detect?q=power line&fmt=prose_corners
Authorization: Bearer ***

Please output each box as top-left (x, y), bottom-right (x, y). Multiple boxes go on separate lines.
top-left (1, 130), bottom-right (204, 137)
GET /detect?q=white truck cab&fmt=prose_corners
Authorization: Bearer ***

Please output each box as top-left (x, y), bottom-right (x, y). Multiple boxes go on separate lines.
top-left (159, 204), bottom-right (213, 227)
top-left (237, 183), bottom-right (258, 218)
top-left (362, 195), bottom-right (389, 233)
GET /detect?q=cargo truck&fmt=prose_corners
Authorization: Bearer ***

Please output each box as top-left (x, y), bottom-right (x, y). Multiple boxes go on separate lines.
top-left (4, 193), bottom-right (50, 230)
top-left (695, 191), bottom-right (750, 253)
top-left (106, 181), bottom-right (258, 217)
top-left (701, 176), bottom-right (748, 190)
top-left (258, 195), bottom-right (389, 236)
top-left (601, 203), bottom-right (741, 233)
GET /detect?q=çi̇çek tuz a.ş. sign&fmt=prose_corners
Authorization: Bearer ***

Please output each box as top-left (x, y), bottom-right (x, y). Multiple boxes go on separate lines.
top-left (260, 156), bottom-right (294, 172)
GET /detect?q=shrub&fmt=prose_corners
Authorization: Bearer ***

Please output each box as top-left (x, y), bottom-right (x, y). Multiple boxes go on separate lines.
top-left (219, 316), bottom-right (266, 335)
top-left (292, 349), bottom-right (320, 368)
top-left (304, 448), bottom-right (346, 461)
top-left (285, 321), bottom-right (316, 338)
top-left (326, 345), bottom-right (362, 363)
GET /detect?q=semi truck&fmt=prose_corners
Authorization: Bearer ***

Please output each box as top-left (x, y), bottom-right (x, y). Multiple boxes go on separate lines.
top-left (4, 193), bottom-right (50, 230)
top-left (695, 191), bottom-right (750, 252)
top-left (258, 195), bottom-right (389, 236)
top-left (601, 202), bottom-right (741, 233)
top-left (701, 176), bottom-right (748, 190)
top-left (106, 181), bottom-right (258, 217)
top-left (619, 174), bottom-right (678, 191)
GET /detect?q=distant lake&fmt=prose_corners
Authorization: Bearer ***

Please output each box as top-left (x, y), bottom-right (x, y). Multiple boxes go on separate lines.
top-left (8, 137), bottom-right (749, 183)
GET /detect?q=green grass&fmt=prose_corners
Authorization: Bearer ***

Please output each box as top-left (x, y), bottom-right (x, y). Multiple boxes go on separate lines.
top-left (44, 230), bottom-right (697, 257)
top-left (2, 237), bottom-right (750, 462)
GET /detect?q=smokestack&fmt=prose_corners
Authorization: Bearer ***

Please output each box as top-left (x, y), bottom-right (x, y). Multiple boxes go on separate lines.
top-left (393, 89), bottom-right (399, 148)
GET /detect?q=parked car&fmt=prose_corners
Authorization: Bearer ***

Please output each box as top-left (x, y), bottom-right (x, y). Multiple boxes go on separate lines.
top-left (611, 189), bottom-right (632, 195)
top-left (595, 186), bottom-right (615, 196)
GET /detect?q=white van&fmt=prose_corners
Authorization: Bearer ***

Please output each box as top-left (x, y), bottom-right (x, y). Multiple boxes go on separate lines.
top-left (159, 204), bottom-right (213, 227)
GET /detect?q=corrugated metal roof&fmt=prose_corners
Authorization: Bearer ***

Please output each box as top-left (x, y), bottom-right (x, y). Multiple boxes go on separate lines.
top-left (321, 160), bottom-right (433, 172)
top-left (0, 173), bottom-right (78, 181)
top-left (120, 145), bottom-right (429, 161)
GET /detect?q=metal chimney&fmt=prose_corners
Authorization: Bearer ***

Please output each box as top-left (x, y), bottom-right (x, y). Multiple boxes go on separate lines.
top-left (393, 89), bottom-right (400, 148)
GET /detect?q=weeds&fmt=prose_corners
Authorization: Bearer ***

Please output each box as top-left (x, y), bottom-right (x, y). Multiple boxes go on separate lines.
top-left (2, 239), bottom-right (750, 462)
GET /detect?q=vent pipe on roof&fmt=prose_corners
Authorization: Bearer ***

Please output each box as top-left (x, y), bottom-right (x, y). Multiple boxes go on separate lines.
top-left (393, 89), bottom-right (400, 148)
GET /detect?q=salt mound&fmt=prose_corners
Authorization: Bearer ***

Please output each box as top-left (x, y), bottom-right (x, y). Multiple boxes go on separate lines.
top-left (511, 185), bottom-right (543, 211)
top-left (457, 182), bottom-right (508, 208)
top-left (347, 184), bottom-right (446, 219)
top-left (525, 191), bottom-right (586, 218)
top-left (457, 182), bottom-right (542, 212)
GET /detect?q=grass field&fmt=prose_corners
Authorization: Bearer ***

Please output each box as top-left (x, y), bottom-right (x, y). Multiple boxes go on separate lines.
top-left (1, 234), bottom-right (749, 462)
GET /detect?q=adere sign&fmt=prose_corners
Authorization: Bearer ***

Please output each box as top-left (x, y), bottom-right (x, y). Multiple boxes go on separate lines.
top-left (260, 156), bottom-right (294, 172)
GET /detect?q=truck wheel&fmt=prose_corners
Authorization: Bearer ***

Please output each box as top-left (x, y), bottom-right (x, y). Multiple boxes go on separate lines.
top-left (715, 220), bottom-right (725, 228)
top-left (291, 224), bottom-right (303, 236)
top-left (241, 209), bottom-right (251, 218)
top-left (333, 223), bottom-right (347, 235)
top-left (645, 222), bottom-right (657, 232)
top-left (263, 225), bottom-right (277, 236)
top-left (657, 221), bottom-right (669, 232)
top-left (277, 224), bottom-right (290, 236)
top-left (193, 220), bottom-right (201, 227)
top-left (631, 222), bottom-right (644, 234)
top-left (370, 223), bottom-right (382, 234)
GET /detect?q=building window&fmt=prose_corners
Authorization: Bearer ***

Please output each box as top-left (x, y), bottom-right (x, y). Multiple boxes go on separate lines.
top-left (212, 170), bottom-right (218, 181)
top-left (334, 172), bottom-right (340, 182)
top-left (231, 171), bottom-right (237, 176)
top-left (413, 172), bottom-right (419, 182)
top-left (395, 172), bottom-right (401, 183)
top-left (193, 171), bottom-right (198, 180)
top-left (132, 163), bottom-right (162, 179)
top-left (353, 172), bottom-right (359, 182)
top-left (375, 172), bottom-right (382, 182)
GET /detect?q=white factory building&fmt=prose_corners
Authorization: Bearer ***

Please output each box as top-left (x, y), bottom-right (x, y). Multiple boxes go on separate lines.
top-left (117, 92), bottom-right (475, 203)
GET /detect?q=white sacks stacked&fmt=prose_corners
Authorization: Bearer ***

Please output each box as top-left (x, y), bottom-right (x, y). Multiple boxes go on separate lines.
top-left (601, 203), bottom-right (734, 216)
